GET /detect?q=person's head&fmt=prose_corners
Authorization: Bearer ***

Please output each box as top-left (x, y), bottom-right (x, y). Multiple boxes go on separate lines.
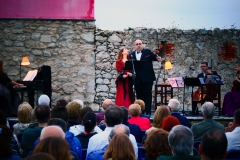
top-left (56, 99), bottom-right (68, 107)
top-left (168, 99), bottom-right (180, 112)
top-left (33, 137), bottom-right (71, 160)
top-left (117, 48), bottom-right (130, 61)
top-left (236, 64), bottom-right (240, 73)
top-left (201, 102), bottom-right (215, 119)
top-left (40, 125), bottom-right (65, 140)
top-left (47, 118), bottom-right (67, 133)
top-left (50, 105), bottom-right (68, 123)
top-left (199, 129), bottom-right (227, 160)
top-left (145, 129), bottom-right (172, 160)
top-left (82, 112), bottom-right (97, 133)
top-left (200, 62), bottom-right (209, 72)
top-left (24, 153), bottom-right (56, 160)
top-left (18, 102), bottom-right (33, 124)
top-left (35, 105), bottom-right (50, 123)
top-left (0, 60), bottom-right (3, 72)
top-left (104, 105), bottom-right (124, 127)
top-left (129, 104), bottom-right (141, 117)
top-left (0, 125), bottom-right (13, 157)
top-left (152, 105), bottom-right (171, 128)
top-left (0, 110), bottom-right (6, 125)
top-left (77, 106), bottom-right (93, 124)
top-left (120, 106), bottom-right (129, 122)
top-left (134, 99), bottom-right (145, 112)
top-left (38, 94), bottom-right (50, 106)
top-left (233, 109), bottom-right (240, 126)
top-left (168, 125), bottom-right (194, 155)
top-left (162, 116), bottom-right (181, 132)
top-left (66, 101), bottom-right (82, 119)
top-left (72, 99), bottom-right (84, 108)
top-left (104, 133), bottom-right (136, 160)
top-left (134, 39), bottom-right (143, 51)
top-left (109, 124), bottom-right (130, 140)
top-left (102, 99), bottom-right (114, 110)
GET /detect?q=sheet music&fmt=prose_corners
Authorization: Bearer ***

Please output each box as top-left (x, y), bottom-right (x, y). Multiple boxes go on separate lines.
top-left (168, 77), bottom-right (184, 88)
top-left (23, 70), bottom-right (38, 81)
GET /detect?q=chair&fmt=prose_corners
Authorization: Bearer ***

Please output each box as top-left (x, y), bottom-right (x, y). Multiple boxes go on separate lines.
top-left (82, 148), bottom-right (87, 160)
top-left (224, 150), bottom-right (240, 160)
top-left (138, 146), bottom-right (146, 160)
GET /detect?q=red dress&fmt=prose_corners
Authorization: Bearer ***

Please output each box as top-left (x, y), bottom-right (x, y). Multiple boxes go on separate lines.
top-left (115, 60), bottom-right (134, 108)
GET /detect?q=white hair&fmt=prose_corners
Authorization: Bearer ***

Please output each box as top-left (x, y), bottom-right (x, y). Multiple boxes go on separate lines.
top-left (168, 99), bottom-right (180, 112)
top-left (40, 126), bottom-right (65, 140)
top-left (72, 99), bottom-right (84, 108)
top-left (38, 94), bottom-right (50, 106)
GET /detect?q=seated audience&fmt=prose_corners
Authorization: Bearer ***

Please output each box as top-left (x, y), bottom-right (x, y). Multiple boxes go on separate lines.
top-left (96, 99), bottom-right (114, 125)
top-left (161, 116), bottom-right (180, 132)
top-left (69, 106), bottom-right (102, 136)
top-left (199, 129), bottom-right (227, 160)
top-left (145, 129), bottom-right (172, 160)
top-left (104, 133), bottom-right (136, 160)
top-left (33, 137), bottom-right (72, 160)
top-left (87, 124), bottom-right (130, 160)
top-left (225, 109), bottom-right (240, 152)
top-left (87, 106), bottom-right (138, 157)
top-left (40, 125), bottom-right (65, 140)
top-left (38, 94), bottom-right (50, 106)
top-left (56, 99), bottom-right (68, 107)
top-left (0, 125), bottom-right (22, 160)
top-left (76, 112), bottom-right (98, 148)
top-left (13, 102), bottom-right (33, 135)
top-left (168, 99), bottom-right (191, 128)
top-left (21, 105), bottom-right (50, 157)
top-left (128, 104), bottom-right (151, 130)
top-left (157, 125), bottom-right (200, 160)
top-left (134, 99), bottom-right (150, 119)
top-left (191, 102), bottom-right (224, 140)
top-left (66, 101), bottom-right (82, 128)
top-left (24, 152), bottom-right (55, 160)
top-left (73, 99), bottom-right (85, 108)
top-left (146, 105), bottom-right (170, 136)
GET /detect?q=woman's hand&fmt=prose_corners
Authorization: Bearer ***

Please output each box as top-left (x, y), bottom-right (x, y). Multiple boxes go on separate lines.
top-left (127, 72), bottom-right (132, 77)
top-left (123, 74), bottom-right (128, 78)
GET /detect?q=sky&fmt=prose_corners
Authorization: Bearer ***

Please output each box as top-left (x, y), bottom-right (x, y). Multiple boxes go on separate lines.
top-left (95, 0), bottom-right (240, 30)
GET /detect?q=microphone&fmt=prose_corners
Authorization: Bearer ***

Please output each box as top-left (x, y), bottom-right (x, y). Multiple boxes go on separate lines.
top-left (189, 67), bottom-right (194, 71)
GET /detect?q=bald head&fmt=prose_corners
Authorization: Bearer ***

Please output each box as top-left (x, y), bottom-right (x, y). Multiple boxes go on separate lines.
top-left (134, 39), bottom-right (143, 51)
top-left (102, 99), bottom-right (114, 110)
top-left (109, 124), bottom-right (130, 139)
top-left (40, 126), bottom-right (65, 140)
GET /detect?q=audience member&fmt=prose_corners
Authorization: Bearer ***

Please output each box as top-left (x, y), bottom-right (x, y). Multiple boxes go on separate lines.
top-left (168, 99), bottom-right (191, 128)
top-left (87, 106), bottom-right (138, 157)
top-left (104, 133), bottom-right (136, 160)
top-left (146, 105), bottom-right (170, 136)
top-left (56, 99), bottom-right (68, 107)
top-left (87, 124), bottom-right (130, 160)
top-left (191, 102), bottom-right (224, 140)
top-left (161, 116), bottom-right (180, 132)
top-left (128, 104), bottom-right (151, 130)
top-left (225, 109), bottom-right (240, 151)
top-left (199, 129), bottom-right (227, 160)
top-left (145, 129), bottom-right (172, 160)
top-left (13, 102), bottom-right (33, 135)
top-left (69, 106), bottom-right (102, 136)
top-left (38, 94), bottom-right (50, 106)
top-left (76, 112), bottom-right (98, 148)
top-left (157, 125), bottom-right (200, 160)
top-left (96, 99), bottom-right (114, 124)
top-left (40, 125), bottom-right (65, 140)
top-left (0, 125), bottom-right (22, 160)
top-left (121, 106), bottom-right (142, 143)
top-left (24, 152), bottom-right (55, 160)
top-left (134, 99), bottom-right (150, 119)
top-left (66, 101), bottom-right (82, 128)
top-left (73, 99), bottom-right (84, 108)
top-left (21, 105), bottom-right (50, 157)
top-left (33, 137), bottom-right (72, 160)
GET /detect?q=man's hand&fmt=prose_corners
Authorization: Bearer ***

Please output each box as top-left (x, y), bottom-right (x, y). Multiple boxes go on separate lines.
top-left (206, 70), bottom-right (212, 74)
top-left (127, 72), bottom-right (132, 77)
top-left (156, 55), bottom-right (162, 62)
top-left (225, 122), bottom-right (235, 132)
top-left (123, 75), bottom-right (128, 78)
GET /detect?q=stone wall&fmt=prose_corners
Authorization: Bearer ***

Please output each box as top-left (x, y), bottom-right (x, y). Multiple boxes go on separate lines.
top-left (0, 20), bottom-right (98, 109)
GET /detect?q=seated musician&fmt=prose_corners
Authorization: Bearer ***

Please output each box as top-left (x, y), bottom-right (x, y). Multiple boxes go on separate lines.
top-left (192, 62), bottom-right (221, 116)
top-left (0, 60), bottom-right (23, 116)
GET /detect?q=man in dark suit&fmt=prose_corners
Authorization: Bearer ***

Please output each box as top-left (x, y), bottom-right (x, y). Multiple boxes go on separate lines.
top-left (192, 62), bottom-right (221, 115)
top-left (130, 39), bottom-right (161, 116)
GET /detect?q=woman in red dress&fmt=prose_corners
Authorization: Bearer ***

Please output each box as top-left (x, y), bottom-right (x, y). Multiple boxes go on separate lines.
top-left (115, 48), bottom-right (134, 108)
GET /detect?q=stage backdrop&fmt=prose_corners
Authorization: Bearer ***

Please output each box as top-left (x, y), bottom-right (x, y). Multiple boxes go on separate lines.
top-left (0, 0), bottom-right (94, 20)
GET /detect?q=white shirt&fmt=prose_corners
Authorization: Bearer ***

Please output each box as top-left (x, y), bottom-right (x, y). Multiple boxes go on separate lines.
top-left (135, 51), bottom-right (142, 61)
top-left (87, 127), bottom-right (138, 158)
top-left (69, 124), bottom-right (102, 136)
top-left (226, 126), bottom-right (240, 151)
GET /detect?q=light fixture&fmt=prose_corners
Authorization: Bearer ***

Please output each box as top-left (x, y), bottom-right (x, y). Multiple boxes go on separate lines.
top-left (20, 56), bottom-right (30, 80)
top-left (163, 60), bottom-right (173, 84)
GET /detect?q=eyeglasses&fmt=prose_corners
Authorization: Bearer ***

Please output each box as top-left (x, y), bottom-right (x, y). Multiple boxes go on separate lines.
top-left (135, 43), bottom-right (142, 46)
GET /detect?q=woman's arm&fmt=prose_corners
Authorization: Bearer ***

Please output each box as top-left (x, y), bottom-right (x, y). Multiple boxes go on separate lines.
top-left (10, 80), bottom-right (23, 86)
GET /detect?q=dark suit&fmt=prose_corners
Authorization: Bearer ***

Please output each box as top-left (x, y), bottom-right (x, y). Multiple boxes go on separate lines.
top-left (130, 49), bottom-right (158, 115)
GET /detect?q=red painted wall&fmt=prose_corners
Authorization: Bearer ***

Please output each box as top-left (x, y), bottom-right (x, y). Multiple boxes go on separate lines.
top-left (0, 0), bottom-right (94, 20)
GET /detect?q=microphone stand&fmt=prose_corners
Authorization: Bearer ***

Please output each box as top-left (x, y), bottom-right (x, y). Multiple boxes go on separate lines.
top-left (130, 54), bottom-right (137, 100)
